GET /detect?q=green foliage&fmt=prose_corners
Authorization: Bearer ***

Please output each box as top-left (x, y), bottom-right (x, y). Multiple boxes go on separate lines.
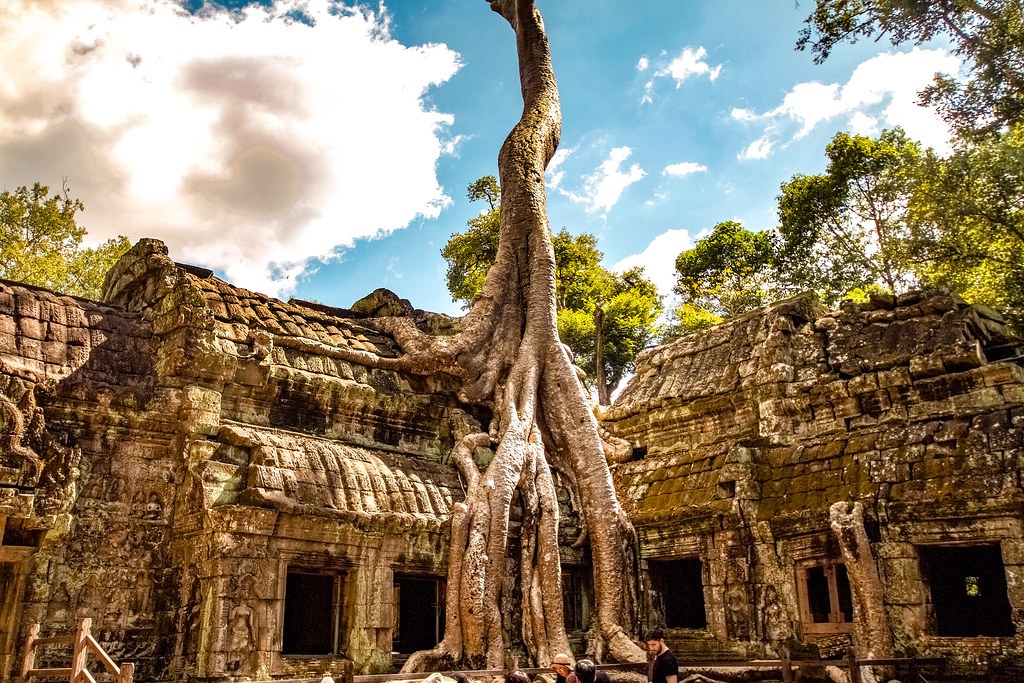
top-left (675, 220), bottom-right (779, 319)
top-left (798, 0), bottom-right (1024, 136)
top-left (442, 177), bottom-right (662, 401)
top-left (910, 123), bottom-right (1024, 329)
top-left (442, 177), bottom-right (501, 307)
top-left (777, 128), bottom-right (923, 305)
top-left (0, 182), bottom-right (130, 300)
top-left (660, 302), bottom-right (723, 343)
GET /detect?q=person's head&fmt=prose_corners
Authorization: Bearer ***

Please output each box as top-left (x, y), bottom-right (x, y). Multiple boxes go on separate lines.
top-left (550, 653), bottom-right (573, 679)
top-left (452, 674), bottom-right (471, 683)
top-left (643, 628), bottom-right (665, 656)
top-left (505, 670), bottom-right (530, 683)
top-left (574, 658), bottom-right (596, 683)
top-left (594, 671), bottom-right (610, 683)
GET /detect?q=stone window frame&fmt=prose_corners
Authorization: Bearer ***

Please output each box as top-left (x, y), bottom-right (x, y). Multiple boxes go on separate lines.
top-left (275, 554), bottom-right (352, 661)
top-left (782, 531), bottom-right (854, 638)
top-left (647, 556), bottom-right (709, 630)
top-left (902, 517), bottom-right (1022, 645)
top-left (391, 572), bottom-right (447, 655)
top-left (793, 559), bottom-right (854, 636)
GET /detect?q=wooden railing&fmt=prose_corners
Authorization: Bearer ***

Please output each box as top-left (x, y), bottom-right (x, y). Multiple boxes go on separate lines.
top-left (17, 618), bottom-right (134, 683)
top-left (345, 647), bottom-right (944, 683)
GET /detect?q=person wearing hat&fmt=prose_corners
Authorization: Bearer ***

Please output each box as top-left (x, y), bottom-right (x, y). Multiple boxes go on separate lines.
top-left (550, 653), bottom-right (577, 683)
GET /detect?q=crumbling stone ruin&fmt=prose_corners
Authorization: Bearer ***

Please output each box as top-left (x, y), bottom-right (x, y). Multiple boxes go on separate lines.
top-left (602, 291), bottom-right (1024, 678)
top-left (1, 239), bottom-right (1022, 681)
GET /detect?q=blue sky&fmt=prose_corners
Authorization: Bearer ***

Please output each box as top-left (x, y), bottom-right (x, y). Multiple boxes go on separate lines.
top-left (0, 1), bottom-right (958, 315)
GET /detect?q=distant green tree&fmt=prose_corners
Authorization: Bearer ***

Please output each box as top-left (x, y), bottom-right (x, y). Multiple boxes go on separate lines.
top-left (442, 176), bottom-right (500, 305)
top-left (442, 176), bottom-right (661, 403)
top-left (911, 122), bottom-right (1024, 329)
top-left (798, 0), bottom-right (1024, 136)
top-left (675, 220), bottom-right (779, 317)
top-left (777, 128), bottom-right (923, 304)
top-left (0, 182), bottom-right (130, 300)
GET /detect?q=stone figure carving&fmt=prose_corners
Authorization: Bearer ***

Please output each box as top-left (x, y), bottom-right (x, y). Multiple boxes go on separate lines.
top-left (227, 574), bottom-right (259, 673)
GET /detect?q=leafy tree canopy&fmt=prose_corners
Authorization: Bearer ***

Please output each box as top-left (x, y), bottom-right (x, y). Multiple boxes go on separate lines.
top-left (442, 176), bottom-right (662, 403)
top-left (777, 128), bottom-right (923, 304)
top-left (675, 220), bottom-right (778, 317)
top-left (0, 182), bottom-right (130, 300)
top-left (911, 122), bottom-right (1024, 328)
top-left (798, 0), bottom-right (1024, 136)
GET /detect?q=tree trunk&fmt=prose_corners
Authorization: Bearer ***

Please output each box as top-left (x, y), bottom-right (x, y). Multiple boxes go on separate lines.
top-left (594, 305), bottom-right (610, 406)
top-left (829, 502), bottom-right (893, 683)
top-left (398, 0), bottom-right (644, 670)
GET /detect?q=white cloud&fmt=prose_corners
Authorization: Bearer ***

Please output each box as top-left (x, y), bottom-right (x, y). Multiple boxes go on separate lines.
top-left (734, 48), bottom-right (960, 158)
top-left (575, 147), bottom-right (646, 215)
top-left (656, 47), bottom-right (722, 86)
top-left (738, 135), bottom-right (776, 160)
top-left (641, 46), bottom-right (721, 103)
top-left (611, 228), bottom-right (692, 298)
top-left (0, 0), bottom-right (460, 297)
top-left (663, 162), bottom-right (707, 177)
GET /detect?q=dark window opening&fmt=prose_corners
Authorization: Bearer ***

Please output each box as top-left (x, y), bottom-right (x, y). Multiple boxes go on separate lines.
top-left (919, 544), bottom-right (1014, 638)
top-left (562, 567), bottom-right (591, 632)
top-left (393, 576), bottom-right (445, 654)
top-left (796, 562), bottom-right (853, 636)
top-left (2, 518), bottom-right (44, 547)
top-left (649, 558), bottom-right (707, 629)
top-left (283, 570), bottom-right (341, 655)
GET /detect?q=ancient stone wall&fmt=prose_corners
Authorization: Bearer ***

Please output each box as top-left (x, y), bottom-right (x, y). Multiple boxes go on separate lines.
top-left (602, 292), bottom-right (1024, 674)
top-left (1, 239), bottom-right (473, 681)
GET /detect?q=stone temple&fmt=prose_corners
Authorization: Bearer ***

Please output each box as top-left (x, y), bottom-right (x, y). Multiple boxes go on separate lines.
top-left (1, 238), bottom-right (1023, 681)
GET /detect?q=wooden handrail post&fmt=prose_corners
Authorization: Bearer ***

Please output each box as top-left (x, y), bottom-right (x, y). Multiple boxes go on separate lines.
top-left (17, 623), bottom-right (40, 683)
top-left (780, 646), bottom-right (793, 683)
top-left (72, 619), bottom-right (92, 683)
top-left (119, 662), bottom-right (135, 683)
top-left (846, 645), bottom-right (862, 683)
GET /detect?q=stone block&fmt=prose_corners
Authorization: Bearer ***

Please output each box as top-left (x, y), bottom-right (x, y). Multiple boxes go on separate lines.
top-left (17, 316), bottom-right (43, 340)
top-left (908, 398), bottom-right (954, 420)
top-left (878, 366), bottom-right (911, 388)
top-left (952, 388), bottom-right (1004, 417)
top-left (982, 363), bottom-right (1024, 387)
top-left (932, 418), bottom-right (969, 443)
top-left (1001, 383), bottom-right (1024, 404)
top-left (848, 373), bottom-right (879, 395)
top-left (909, 353), bottom-right (944, 379)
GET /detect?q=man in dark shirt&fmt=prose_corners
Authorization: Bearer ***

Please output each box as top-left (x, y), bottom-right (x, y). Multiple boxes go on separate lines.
top-left (644, 628), bottom-right (678, 683)
top-left (573, 659), bottom-right (596, 683)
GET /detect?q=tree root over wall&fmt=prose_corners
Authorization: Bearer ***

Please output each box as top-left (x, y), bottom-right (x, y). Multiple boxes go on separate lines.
top-left (354, 0), bottom-right (646, 672)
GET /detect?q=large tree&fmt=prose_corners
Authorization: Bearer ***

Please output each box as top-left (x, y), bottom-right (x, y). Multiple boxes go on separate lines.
top-left (777, 128), bottom-right (923, 304)
top-left (369, 0), bottom-right (644, 670)
top-left (911, 122), bottom-right (1024, 329)
top-left (798, 0), bottom-right (1024, 136)
top-left (444, 178), bottom-right (661, 405)
top-left (0, 182), bottom-right (130, 299)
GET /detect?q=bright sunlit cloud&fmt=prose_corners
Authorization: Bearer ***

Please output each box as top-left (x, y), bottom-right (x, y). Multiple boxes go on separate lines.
top-left (0, 0), bottom-right (461, 296)
top-left (612, 228), bottom-right (693, 298)
top-left (733, 47), bottom-right (960, 157)
top-left (663, 162), bottom-right (707, 177)
top-left (640, 45), bottom-right (721, 104)
top-left (573, 147), bottom-right (647, 215)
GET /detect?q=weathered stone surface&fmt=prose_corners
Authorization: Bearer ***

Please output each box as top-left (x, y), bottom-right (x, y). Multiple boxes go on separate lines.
top-left (606, 291), bottom-right (1024, 676)
top-left (4, 245), bottom-right (1024, 681)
